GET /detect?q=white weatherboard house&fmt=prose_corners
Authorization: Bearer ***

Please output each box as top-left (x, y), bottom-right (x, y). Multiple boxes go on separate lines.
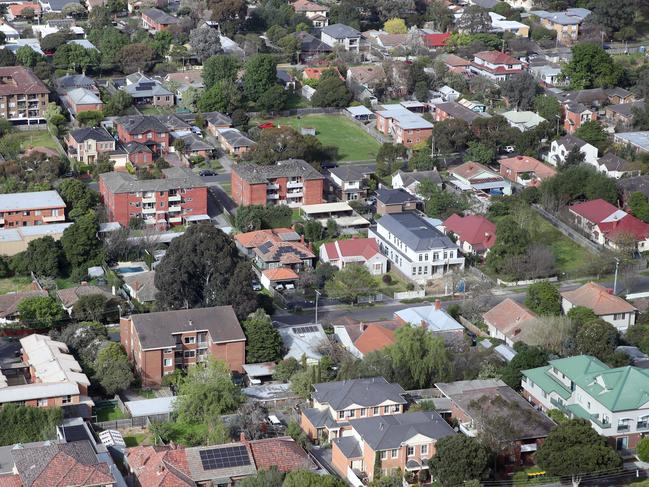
top-left (546, 134), bottom-right (598, 167)
top-left (369, 212), bottom-right (464, 284)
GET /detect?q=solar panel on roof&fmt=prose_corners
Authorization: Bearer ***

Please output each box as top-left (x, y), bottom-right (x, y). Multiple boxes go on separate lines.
top-left (199, 446), bottom-right (251, 470)
top-left (292, 325), bottom-right (319, 334)
top-left (258, 241), bottom-right (274, 254)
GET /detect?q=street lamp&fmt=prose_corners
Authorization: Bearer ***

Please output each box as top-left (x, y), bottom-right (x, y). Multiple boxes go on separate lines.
top-left (314, 289), bottom-right (321, 324)
top-left (613, 257), bottom-right (620, 294)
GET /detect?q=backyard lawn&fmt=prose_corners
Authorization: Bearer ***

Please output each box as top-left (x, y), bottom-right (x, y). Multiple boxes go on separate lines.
top-left (95, 403), bottom-right (126, 422)
top-left (18, 130), bottom-right (59, 151)
top-left (0, 276), bottom-right (34, 294)
top-left (267, 115), bottom-right (380, 162)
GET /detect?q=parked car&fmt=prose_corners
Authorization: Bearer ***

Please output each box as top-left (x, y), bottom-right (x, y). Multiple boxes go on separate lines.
top-left (504, 145), bottom-right (516, 153)
top-left (252, 280), bottom-right (262, 291)
top-left (199, 169), bottom-right (217, 176)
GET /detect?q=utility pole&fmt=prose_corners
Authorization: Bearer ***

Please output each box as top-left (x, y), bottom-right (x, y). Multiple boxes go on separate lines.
top-left (314, 289), bottom-right (321, 324)
top-left (613, 257), bottom-right (620, 294)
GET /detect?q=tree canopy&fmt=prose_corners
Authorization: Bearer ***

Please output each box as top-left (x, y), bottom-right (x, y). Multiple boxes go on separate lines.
top-left (525, 281), bottom-right (561, 315)
top-left (243, 309), bottom-right (284, 363)
top-left (429, 430), bottom-right (490, 486)
top-left (563, 43), bottom-right (622, 89)
top-left (324, 263), bottom-right (377, 304)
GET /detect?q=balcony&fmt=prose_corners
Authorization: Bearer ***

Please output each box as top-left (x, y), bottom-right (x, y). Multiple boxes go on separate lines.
top-left (617, 423), bottom-right (630, 432)
top-left (267, 183), bottom-right (279, 190)
top-left (42, 215), bottom-right (64, 223)
top-left (267, 193), bottom-right (279, 200)
top-left (168, 194), bottom-right (181, 202)
top-left (168, 205), bottom-right (181, 212)
top-left (142, 207), bottom-right (156, 215)
top-left (637, 421), bottom-right (649, 431)
top-left (287, 192), bottom-right (303, 198)
top-left (287, 181), bottom-right (303, 189)
top-left (142, 196), bottom-right (156, 204)
top-left (169, 216), bottom-right (182, 224)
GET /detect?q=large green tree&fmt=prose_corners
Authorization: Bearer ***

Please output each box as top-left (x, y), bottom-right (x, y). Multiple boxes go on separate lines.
top-left (534, 94), bottom-right (562, 122)
top-left (60, 210), bottom-right (104, 273)
top-left (58, 179), bottom-right (99, 220)
top-left (243, 54), bottom-right (277, 101)
top-left (574, 120), bottom-right (609, 152)
top-left (94, 342), bottom-right (134, 395)
top-left (17, 296), bottom-right (64, 328)
top-left (536, 419), bottom-right (621, 486)
top-left (486, 217), bottom-right (530, 276)
top-left (525, 281), bottom-right (561, 315)
top-left (197, 80), bottom-right (243, 113)
top-left (418, 179), bottom-right (468, 219)
top-left (563, 43), bottom-right (622, 89)
top-left (0, 404), bottom-right (62, 445)
top-left (574, 319), bottom-right (620, 362)
top-left (243, 309), bottom-right (283, 363)
top-left (154, 223), bottom-right (258, 318)
top-left (282, 470), bottom-right (346, 487)
top-left (189, 26), bottom-right (222, 62)
top-left (311, 75), bottom-right (353, 108)
top-left (501, 72), bottom-right (539, 110)
top-left (72, 294), bottom-right (119, 324)
top-left (324, 263), bottom-right (379, 304)
top-left (501, 342), bottom-right (549, 389)
top-left (429, 434), bottom-right (490, 487)
top-left (22, 236), bottom-right (64, 277)
top-left (203, 54), bottom-right (242, 88)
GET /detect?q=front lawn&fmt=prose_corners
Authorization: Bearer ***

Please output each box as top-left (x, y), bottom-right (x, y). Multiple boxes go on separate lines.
top-left (267, 115), bottom-right (380, 162)
top-left (18, 130), bottom-right (60, 151)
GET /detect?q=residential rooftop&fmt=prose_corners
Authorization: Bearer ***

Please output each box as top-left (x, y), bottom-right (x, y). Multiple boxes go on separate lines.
top-left (100, 167), bottom-right (206, 193)
top-left (234, 159), bottom-right (324, 184)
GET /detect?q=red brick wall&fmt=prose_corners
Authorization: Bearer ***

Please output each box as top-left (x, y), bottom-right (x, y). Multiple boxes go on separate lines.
top-left (74, 102), bottom-right (104, 114)
top-left (141, 349), bottom-right (163, 387)
top-left (303, 179), bottom-right (324, 205)
top-left (120, 317), bottom-right (133, 360)
top-left (435, 109), bottom-right (450, 122)
top-left (401, 128), bottom-right (432, 148)
top-left (116, 124), bottom-right (170, 154)
top-left (210, 340), bottom-right (245, 373)
top-left (1, 206), bottom-right (65, 228)
top-left (128, 151), bottom-right (154, 167)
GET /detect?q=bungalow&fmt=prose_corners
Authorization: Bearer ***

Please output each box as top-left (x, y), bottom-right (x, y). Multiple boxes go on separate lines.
top-left (561, 282), bottom-right (637, 332)
top-left (546, 134), bottom-right (598, 167)
top-left (606, 87), bottom-right (636, 105)
top-left (593, 153), bottom-right (640, 179)
top-left (423, 32), bottom-right (451, 49)
top-left (279, 323), bottom-right (328, 364)
top-left (320, 237), bottom-right (388, 275)
top-left (391, 170), bottom-right (442, 197)
top-left (332, 318), bottom-right (400, 358)
top-left (64, 87), bottom-right (103, 116)
top-left (448, 161), bottom-right (512, 196)
top-left (483, 298), bottom-right (537, 346)
top-left (438, 53), bottom-right (471, 74)
top-left (205, 112), bottom-right (233, 136)
top-left (499, 155), bottom-right (557, 187)
top-left (434, 101), bottom-right (487, 125)
top-left (216, 128), bottom-right (255, 156)
top-left (122, 73), bottom-right (174, 107)
top-left (347, 64), bottom-right (387, 103)
top-left (502, 111), bottom-right (546, 131)
top-left (375, 188), bottom-right (420, 215)
top-left (441, 214), bottom-right (496, 256)
top-left (605, 100), bottom-right (645, 128)
top-left (395, 301), bottom-right (465, 339)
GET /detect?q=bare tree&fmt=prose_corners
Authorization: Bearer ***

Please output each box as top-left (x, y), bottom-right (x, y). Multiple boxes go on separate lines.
top-left (521, 315), bottom-right (577, 356)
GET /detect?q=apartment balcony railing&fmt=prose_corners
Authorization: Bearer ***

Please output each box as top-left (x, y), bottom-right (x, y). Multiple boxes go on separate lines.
top-left (287, 181), bottom-right (303, 188)
top-left (168, 194), bottom-right (181, 202)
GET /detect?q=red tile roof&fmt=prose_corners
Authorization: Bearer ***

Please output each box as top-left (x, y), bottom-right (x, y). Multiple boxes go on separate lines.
top-left (0, 474), bottom-right (22, 487)
top-left (483, 298), bottom-right (537, 340)
top-left (9, 2), bottom-right (41, 16)
top-left (598, 214), bottom-right (649, 241)
top-left (499, 156), bottom-right (557, 183)
top-left (126, 446), bottom-right (193, 487)
top-left (561, 282), bottom-right (636, 315)
top-left (0, 66), bottom-right (49, 96)
top-left (424, 32), bottom-right (451, 47)
top-left (443, 214), bottom-right (496, 251)
top-left (322, 238), bottom-right (380, 261)
top-left (292, 0), bottom-right (329, 12)
top-left (248, 436), bottom-right (316, 472)
top-left (569, 199), bottom-right (620, 223)
top-left (302, 67), bottom-right (343, 80)
top-left (569, 199), bottom-right (649, 240)
top-left (262, 267), bottom-right (299, 281)
top-left (475, 50), bottom-right (521, 66)
top-left (354, 324), bottom-right (396, 355)
top-left (234, 228), bottom-right (296, 249)
top-left (31, 451), bottom-right (115, 487)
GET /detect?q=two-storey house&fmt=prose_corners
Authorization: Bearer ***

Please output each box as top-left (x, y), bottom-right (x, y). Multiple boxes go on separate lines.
top-left (231, 159), bottom-right (324, 208)
top-left (0, 190), bottom-right (66, 228)
top-left (530, 8), bottom-right (591, 43)
top-left (66, 127), bottom-right (128, 168)
top-left (327, 166), bottom-right (368, 201)
top-left (141, 7), bottom-right (178, 32)
top-left (300, 377), bottom-right (408, 442)
top-left (499, 155), bottom-right (557, 187)
top-left (469, 50), bottom-right (525, 81)
top-left (321, 23), bottom-right (361, 52)
top-left (561, 281), bottom-right (637, 332)
top-left (368, 212), bottom-right (464, 284)
top-left (291, 0), bottom-right (329, 27)
top-left (546, 134), bottom-right (598, 167)
top-left (441, 214), bottom-right (496, 256)
top-left (120, 306), bottom-right (246, 387)
top-left (375, 105), bottom-right (433, 148)
top-left (116, 115), bottom-right (171, 158)
top-left (320, 237), bottom-right (388, 275)
top-left (98, 167), bottom-right (208, 228)
top-left (522, 355), bottom-right (649, 450)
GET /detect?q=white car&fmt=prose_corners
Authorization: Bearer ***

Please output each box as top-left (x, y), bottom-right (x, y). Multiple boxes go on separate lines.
top-left (504, 145), bottom-right (516, 153)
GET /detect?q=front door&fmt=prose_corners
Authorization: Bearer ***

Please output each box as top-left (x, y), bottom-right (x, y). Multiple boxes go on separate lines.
top-left (616, 436), bottom-right (628, 450)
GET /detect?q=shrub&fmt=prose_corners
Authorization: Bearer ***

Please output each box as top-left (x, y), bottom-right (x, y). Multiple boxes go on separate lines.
top-left (406, 283), bottom-right (415, 291)
top-left (382, 274), bottom-right (392, 284)
top-left (638, 436), bottom-right (649, 462)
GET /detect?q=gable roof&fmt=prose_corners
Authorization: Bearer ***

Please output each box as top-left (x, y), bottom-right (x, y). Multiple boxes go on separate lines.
top-left (483, 298), bottom-right (537, 340)
top-left (499, 155), bottom-right (557, 181)
top-left (377, 212), bottom-right (457, 252)
top-left (117, 115), bottom-right (169, 135)
top-left (598, 152), bottom-right (635, 172)
top-left (424, 32), bottom-right (450, 47)
top-left (234, 228), bottom-right (299, 248)
top-left (322, 237), bottom-right (381, 261)
top-left (555, 134), bottom-right (589, 150)
top-left (569, 198), bottom-right (620, 223)
top-left (56, 285), bottom-right (113, 308)
top-left (66, 87), bottom-right (101, 105)
top-left (69, 127), bottom-right (113, 143)
top-left (142, 7), bottom-right (179, 25)
top-left (322, 23), bottom-right (360, 39)
top-left (561, 282), bottom-right (636, 316)
top-left (291, 0), bottom-right (329, 12)
top-left (0, 290), bottom-right (48, 318)
top-left (247, 437), bottom-right (315, 472)
top-left (353, 324), bottom-right (396, 356)
top-left (395, 169), bottom-right (442, 188)
top-left (376, 187), bottom-right (419, 205)
top-left (436, 101), bottom-right (485, 124)
top-left (313, 377), bottom-right (406, 409)
top-left (443, 213), bottom-right (496, 250)
top-left (450, 161), bottom-right (499, 181)
top-left (474, 50), bottom-right (520, 65)
top-left (570, 199), bottom-right (649, 241)
top-left (395, 305), bottom-right (464, 333)
top-left (0, 66), bottom-right (49, 96)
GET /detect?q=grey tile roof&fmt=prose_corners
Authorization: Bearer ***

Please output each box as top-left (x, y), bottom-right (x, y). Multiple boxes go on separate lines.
top-left (205, 112), bottom-right (232, 126)
top-left (69, 127), bottom-right (114, 143)
top-left (296, 31), bottom-right (332, 53)
top-left (123, 270), bottom-right (157, 303)
top-left (313, 377), bottom-right (407, 410)
top-left (219, 128), bottom-right (255, 148)
top-left (556, 134), bottom-right (588, 150)
top-left (99, 167), bottom-right (206, 194)
top-left (349, 411), bottom-right (455, 450)
top-left (606, 100), bottom-right (644, 118)
top-left (130, 306), bottom-right (245, 350)
top-left (117, 115), bottom-right (169, 134)
top-left (181, 133), bottom-right (215, 152)
top-left (125, 75), bottom-right (174, 99)
top-left (66, 87), bottom-right (101, 105)
top-left (397, 170), bottom-right (442, 187)
top-left (377, 212), bottom-right (458, 252)
top-left (599, 152), bottom-right (634, 172)
top-left (45, 0), bottom-right (81, 11)
top-left (143, 7), bottom-right (179, 25)
top-left (234, 159), bottom-right (324, 184)
top-left (322, 23), bottom-right (360, 39)
top-left (618, 175), bottom-right (649, 198)
top-left (56, 74), bottom-right (95, 90)
top-left (302, 407), bottom-right (339, 429)
top-left (329, 165), bottom-right (364, 182)
top-left (123, 141), bottom-right (153, 154)
top-left (436, 102), bottom-right (484, 124)
top-left (376, 187), bottom-right (418, 205)
top-left (332, 436), bottom-right (362, 458)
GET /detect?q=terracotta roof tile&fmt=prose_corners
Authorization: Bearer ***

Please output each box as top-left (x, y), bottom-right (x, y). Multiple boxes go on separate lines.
top-left (248, 437), bottom-right (315, 472)
top-left (499, 156), bottom-right (557, 182)
top-left (483, 298), bottom-right (537, 340)
top-left (262, 268), bottom-right (299, 281)
top-left (0, 66), bottom-right (48, 96)
top-left (561, 282), bottom-right (636, 316)
top-left (443, 214), bottom-right (496, 251)
top-left (354, 324), bottom-right (396, 355)
top-left (475, 50), bottom-right (521, 65)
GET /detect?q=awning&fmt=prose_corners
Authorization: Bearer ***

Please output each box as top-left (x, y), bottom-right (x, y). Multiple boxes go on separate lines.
top-left (185, 214), bottom-right (211, 222)
top-left (520, 443), bottom-right (538, 453)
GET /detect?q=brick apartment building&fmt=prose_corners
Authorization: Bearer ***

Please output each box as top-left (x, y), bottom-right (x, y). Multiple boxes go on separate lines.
top-left (120, 306), bottom-right (246, 387)
top-left (0, 190), bottom-right (66, 228)
top-left (99, 167), bottom-right (208, 228)
top-left (141, 7), bottom-right (179, 32)
top-left (115, 115), bottom-right (170, 157)
top-left (231, 159), bottom-right (324, 207)
top-left (375, 104), bottom-right (433, 148)
top-left (0, 66), bottom-right (50, 125)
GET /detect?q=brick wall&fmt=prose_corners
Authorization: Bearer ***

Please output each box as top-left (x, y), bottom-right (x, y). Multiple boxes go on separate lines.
top-left (303, 179), bottom-right (324, 205)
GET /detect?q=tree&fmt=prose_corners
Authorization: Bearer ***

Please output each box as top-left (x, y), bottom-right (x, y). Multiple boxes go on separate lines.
top-left (456, 5), bottom-right (492, 34)
top-left (61, 2), bottom-right (87, 17)
top-left (104, 91), bottom-right (133, 116)
top-left (418, 180), bottom-right (468, 219)
top-left (40, 32), bottom-right (72, 52)
top-left (174, 357), bottom-right (243, 424)
top-left (23, 236), bottom-right (63, 277)
top-left (243, 54), bottom-right (277, 101)
top-left (589, 0), bottom-right (635, 36)
top-left (197, 80), bottom-right (242, 114)
top-left (326, 218), bottom-right (338, 239)
top-left (0, 404), bottom-right (62, 445)
top-left (536, 419), bottom-right (621, 486)
top-left (17, 296), bottom-right (64, 328)
top-left (283, 471), bottom-right (346, 487)
top-left (563, 43), bottom-right (622, 89)
top-left (119, 43), bottom-right (155, 73)
top-left (563, 146), bottom-right (585, 168)
top-left (431, 119), bottom-right (471, 154)
top-left (426, 0), bottom-right (454, 32)
top-left (408, 151), bottom-right (436, 171)
top-left (257, 85), bottom-right (287, 112)
top-left (44, 102), bottom-right (66, 135)
top-left (629, 192), bottom-right (649, 223)
top-left (574, 319), bottom-right (619, 362)
top-left (155, 223), bottom-right (258, 318)
top-left (325, 263), bottom-right (378, 304)
top-left (94, 342), bottom-right (133, 395)
top-left (76, 110), bottom-right (104, 128)
top-left (637, 436), bottom-right (649, 462)
top-left (415, 80), bottom-right (429, 102)
top-left (429, 431), bottom-right (490, 486)
top-left (0, 49), bottom-right (16, 67)
top-left (15, 46), bottom-right (42, 68)
top-left (243, 126), bottom-right (332, 166)
top-left (273, 358), bottom-right (300, 382)
top-left (303, 219), bottom-right (323, 242)
top-left (209, 0), bottom-right (246, 37)
top-left (202, 54), bottom-right (241, 88)
top-left (238, 467), bottom-right (284, 487)
top-left (534, 94), bottom-right (562, 122)
top-left (243, 309), bottom-right (283, 363)
top-left (501, 72), bottom-right (539, 110)
top-left (525, 281), bottom-right (561, 315)
top-left (464, 141), bottom-right (496, 165)
top-left (61, 211), bottom-right (104, 272)
top-left (236, 401), bottom-right (269, 440)
top-left (574, 120), bottom-right (609, 152)
top-left (234, 205), bottom-right (292, 231)
top-left (501, 342), bottom-right (549, 389)
top-left (189, 26), bottom-right (222, 62)
top-left (72, 294), bottom-right (119, 324)
top-left (384, 18), bottom-right (407, 34)
top-left (486, 217), bottom-right (530, 276)
top-left (311, 76), bottom-right (352, 108)
top-left (59, 179), bottom-right (99, 221)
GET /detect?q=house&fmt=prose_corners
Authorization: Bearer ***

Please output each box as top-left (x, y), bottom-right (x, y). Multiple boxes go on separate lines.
top-left (234, 227), bottom-right (301, 258)
top-left (231, 159), bottom-right (324, 208)
top-left (122, 73), bottom-right (174, 107)
top-left (333, 318), bottom-right (400, 358)
top-left (563, 102), bottom-right (597, 134)
top-left (300, 377), bottom-right (408, 441)
top-left (530, 8), bottom-right (591, 43)
top-left (375, 105), bottom-right (433, 148)
top-left (395, 301), bottom-right (465, 338)
top-left (594, 153), bottom-right (640, 179)
top-left (165, 70), bottom-right (204, 98)
top-left (369, 212), bottom-right (464, 283)
top-left (56, 283), bottom-right (115, 315)
top-left (0, 22), bottom-right (20, 42)
top-left (438, 53), bottom-right (471, 74)
top-left (122, 270), bottom-right (157, 304)
top-left (327, 165), bottom-right (369, 201)
top-left (302, 66), bottom-right (342, 81)
top-left (529, 62), bottom-right (563, 87)
top-left (391, 170), bottom-right (442, 197)
top-left (483, 298), bottom-right (538, 346)
top-left (522, 354), bottom-right (649, 449)
top-left (499, 155), bottom-right (557, 187)
top-left (0, 223), bottom-right (73, 256)
top-left (279, 323), bottom-right (328, 364)
top-left (0, 289), bottom-right (48, 323)
top-left (434, 101), bottom-right (487, 125)
top-left (39, 0), bottom-right (82, 13)
top-left (448, 161), bottom-right (512, 196)
top-left (347, 64), bottom-right (386, 103)
top-left (569, 199), bottom-right (649, 253)
top-left (253, 238), bottom-right (316, 279)
top-left (295, 31), bottom-right (332, 62)
top-left (175, 133), bottom-right (215, 162)
top-left (125, 437), bottom-right (315, 487)
top-left (7, 3), bottom-right (41, 20)
top-left (98, 168), bottom-right (208, 228)
top-left (331, 411), bottom-right (455, 483)
top-left (502, 111), bottom-right (547, 131)
top-left (618, 175), bottom-right (649, 204)
top-left (0, 66), bottom-right (49, 126)
top-left (436, 379), bottom-right (554, 464)
top-left (469, 50), bottom-right (525, 81)
top-left (458, 99), bottom-right (488, 113)
top-left (489, 12), bottom-right (530, 37)
top-left (65, 127), bottom-right (128, 168)
top-left (292, 0), bottom-right (329, 27)
top-left (0, 190), bottom-right (65, 228)
top-left (613, 131), bottom-right (649, 154)
top-left (423, 32), bottom-right (451, 49)
top-left (216, 128), bottom-right (255, 156)
top-left (1, 440), bottom-right (117, 486)
top-left (546, 134), bottom-right (598, 167)
top-left (321, 23), bottom-right (361, 52)
top-left (203, 111), bottom-right (232, 135)
top-left (115, 115), bottom-right (170, 158)
top-left (604, 100), bottom-right (644, 128)
top-left (442, 214), bottom-right (496, 256)
top-left (606, 87), bottom-right (636, 105)
top-left (375, 187), bottom-right (420, 215)
top-left (120, 306), bottom-right (246, 387)
top-left (320, 238), bottom-right (388, 275)
top-left (141, 7), bottom-right (178, 32)
top-left (561, 282), bottom-right (637, 332)
top-left (300, 202), bottom-right (370, 232)
top-left (55, 73), bottom-right (96, 93)
top-left (63, 88), bottom-right (103, 116)
top-left (0, 334), bottom-right (92, 412)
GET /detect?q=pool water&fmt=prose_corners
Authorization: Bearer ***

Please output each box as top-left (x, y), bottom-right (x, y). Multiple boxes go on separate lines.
top-left (116, 266), bottom-right (145, 274)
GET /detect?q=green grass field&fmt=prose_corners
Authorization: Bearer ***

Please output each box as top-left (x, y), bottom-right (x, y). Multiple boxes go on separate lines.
top-left (18, 130), bottom-right (59, 151)
top-left (0, 276), bottom-right (33, 294)
top-left (269, 115), bottom-right (380, 162)
top-left (95, 404), bottom-right (126, 422)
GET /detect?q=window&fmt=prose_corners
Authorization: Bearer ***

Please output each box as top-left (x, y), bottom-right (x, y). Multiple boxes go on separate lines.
top-left (360, 408), bottom-right (366, 417)
top-left (407, 446), bottom-right (414, 456)
top-left (419, 254), bottom-right (422, 262)
top-left (160, 202), bottom-right (165, 207)
top-left (383, 406), bottom-right (389, 413)
top-left (37, 399), bottom-right (48, 407)
top-left (339, 411), bottom-right (345, 419)
top-left (373, 406), bottom-right (379, 415)
top-left (345, 410), bottom-right (354, 418)
top-left (184, 350), bottom-right (196, 358)
top-left (421, 444), bottom-right (428, 456)
top-left (391, 449), bottom-right (398, 459)
top-left (614, 313), bottom-right (625, 320)
top-left (184, 336), bottom-right (195, 344)
top-left (392, 405), bottom-right (399, 413)
top-left (62, 395), bottom-right (71, 404)
top-left (164, 358), bottom-right (172, 367)
top-left (380, 451), bottom-right (387, 460)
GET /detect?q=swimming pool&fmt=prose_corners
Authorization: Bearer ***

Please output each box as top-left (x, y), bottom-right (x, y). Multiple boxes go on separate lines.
top-left (116, 266), bottom-right (146, 274)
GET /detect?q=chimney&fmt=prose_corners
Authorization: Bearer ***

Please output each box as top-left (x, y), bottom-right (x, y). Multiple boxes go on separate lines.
top-left (80, 281), bottom-right (88, 286)
top-left (239, 432), bottom-right (248, 443)
top-left (300, 234), bottom-right (305, 244)
top-left (156, 464), bottom-right (165, 475)
top-left (434, 299), bottom-right (441, 310)
top-left (607, 288), bottom-right (613, 294)
top-left (420, 320), bottom-right (427, 329)
top-left (188, 320), bottom-right (193, 327)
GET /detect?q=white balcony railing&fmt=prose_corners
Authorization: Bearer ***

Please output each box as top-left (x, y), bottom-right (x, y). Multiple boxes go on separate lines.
top-left (168, 205), bottom-right (181, 212)
top-left (287, 192), bottom-right (303, 198)
top-left (168, 216), bottom-right (182, 223)
top-left (267, 193), bottom-right (279, 199)
top-left (287, 181), bottom-right (303, 188)
top-left (142, 197), bottom-right (156, 204)
top-left (142, 207), bottom-right (156, 214)
top-left (168, 194), bottom-right (181, 202)
top-left (42, 215), bottom-right (64, 223)
top-left (267, 183), bottom-right (279, 190)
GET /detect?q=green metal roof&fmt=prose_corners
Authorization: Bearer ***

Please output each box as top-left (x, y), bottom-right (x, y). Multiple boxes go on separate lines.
top-left (523, 355), bottom-right (649, 412)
